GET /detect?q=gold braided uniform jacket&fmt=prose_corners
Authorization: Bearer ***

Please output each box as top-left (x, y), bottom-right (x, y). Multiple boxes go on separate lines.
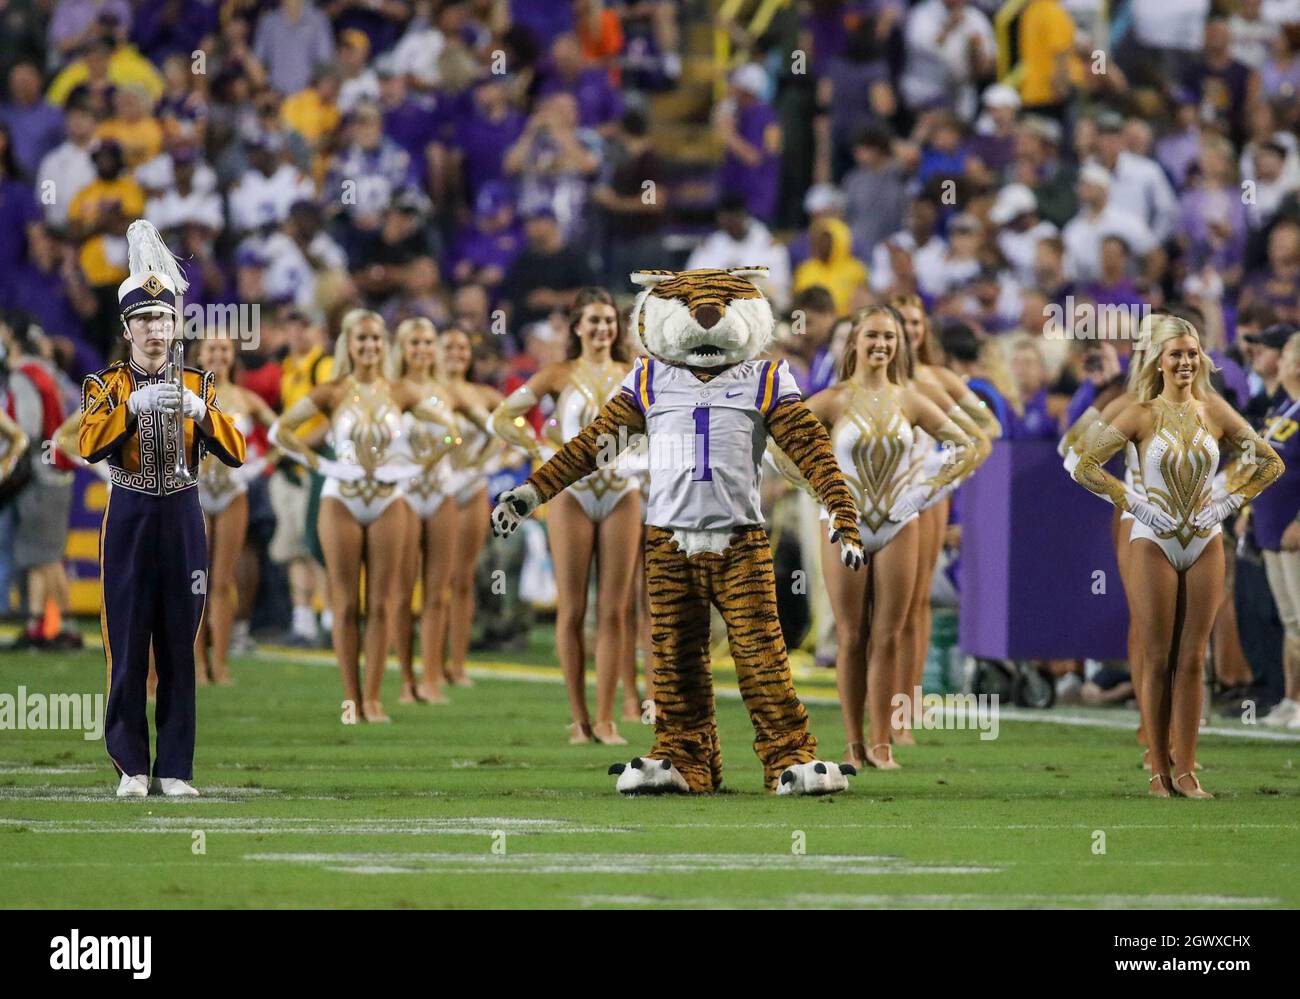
top-left (79, 359), bottom-right (247, 494)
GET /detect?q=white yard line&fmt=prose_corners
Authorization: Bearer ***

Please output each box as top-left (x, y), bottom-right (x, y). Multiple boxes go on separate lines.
top-left (0, 816), bottom-right (632, 835)
top-left (243, 851), bottom-right (1001, 876)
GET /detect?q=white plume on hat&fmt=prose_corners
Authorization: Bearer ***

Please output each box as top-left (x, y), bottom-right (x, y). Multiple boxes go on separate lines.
top-left (117, 219), bottom-right (188, 317)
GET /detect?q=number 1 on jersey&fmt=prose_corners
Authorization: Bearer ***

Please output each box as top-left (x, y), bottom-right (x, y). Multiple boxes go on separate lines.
top-left (692, 406), bottom-right (713, 482)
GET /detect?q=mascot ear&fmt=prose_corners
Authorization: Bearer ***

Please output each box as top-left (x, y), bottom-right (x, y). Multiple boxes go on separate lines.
top-left (727, 266), bottom-right (770, 281)
top-left (630, 270), bottom-right (674, 288)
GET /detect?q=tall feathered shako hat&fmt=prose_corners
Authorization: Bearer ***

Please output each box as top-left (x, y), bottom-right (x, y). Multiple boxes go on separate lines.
top-left (117, 219), bottom-right (189, 323)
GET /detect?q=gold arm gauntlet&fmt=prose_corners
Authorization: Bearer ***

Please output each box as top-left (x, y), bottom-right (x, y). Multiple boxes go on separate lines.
top-left (269, 398), bottom-right (324, 471)
top-left (959, 389), bottom-right (1002, 440)
top-left (947, 405), bottom-right (991, 467)
top-left (1073, 423), bottom-right (1131, 509)
top-left (1226, 428), bottom-right (1285, 505)
top-left (925, 419), bottom-right (978, 494)
top-left (489, 387), bottom-right (544, 462)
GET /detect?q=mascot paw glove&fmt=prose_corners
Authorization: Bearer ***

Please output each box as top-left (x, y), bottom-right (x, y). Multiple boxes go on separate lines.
top-left (607, 756), bottom-right (690, 794)
top-left (776, 760), bottom-right (855, 796)
top-left (491, 483), bottom-right (540, 538)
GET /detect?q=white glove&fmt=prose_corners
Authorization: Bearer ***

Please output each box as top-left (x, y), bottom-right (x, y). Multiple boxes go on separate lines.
top-left (826, 520), bottom-right (864, 571)
top-left (127, 382), bottom-right (181, 415)
top-left (182, 388), bottom-right (206, 421)
top-left (1193, 493), bottom-right (1241, 531)
top-left (373, 460), bottom-right (422, 484)
top-left (1062, 449), bottom-right (1080, 476)
top-left (888, 484), bottom-right (929, 523)
top-left (491, 483), bottom-right (540, 538)
top-left (1127, 496), bottom-right (1178, 534)
top-left (315, 457), bottom-right (366, 482)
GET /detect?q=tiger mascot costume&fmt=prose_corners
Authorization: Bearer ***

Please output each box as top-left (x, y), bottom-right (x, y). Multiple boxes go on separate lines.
top-left (492, 268), bottom-right (864, 795)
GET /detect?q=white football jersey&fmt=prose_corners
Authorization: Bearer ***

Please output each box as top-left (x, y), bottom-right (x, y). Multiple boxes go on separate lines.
top-left (619, 357), bottom-right (801, 529)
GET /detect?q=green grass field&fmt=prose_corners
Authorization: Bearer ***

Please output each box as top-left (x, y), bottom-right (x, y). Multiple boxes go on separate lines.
top-left (2, 632), bottom-right (1299, 909)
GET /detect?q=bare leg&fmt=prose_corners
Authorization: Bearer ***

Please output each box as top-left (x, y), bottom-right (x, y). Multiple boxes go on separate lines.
top-left (1112, 512), bottom-right (1147, 752)
top-left (319, 498), bottom-right (365, 713)
top-left (446, 488), bottom-right (489, 685)
top-left (1170, 538), bottom-right (1224, 797)
top-left (393, 502), bottom-right (421, 702)
top-left (419, 499), bottom-right (456, 702)
top-left (592, 491), bottom-right (642, 743)
top-left (903, 499), bottom-right (947, 729)
top-left (548, 491), bottom-right (596, 739)
top-left (871, 521), bottom-right (920, 749)
top-left (359, 500), bottom-right (409, 722)
top-left (820, 525), bottom-right (870, 766)
top-left (207, 494), bottom-right (248, 684)
top-left (1127, 539), bottom-right (1180, 794)
top-left (1211, 541), bottom-right (1252, 687)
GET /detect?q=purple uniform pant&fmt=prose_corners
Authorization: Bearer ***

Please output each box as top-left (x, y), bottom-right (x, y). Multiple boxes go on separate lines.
top-left (99, 485), bottom-right (207, 779)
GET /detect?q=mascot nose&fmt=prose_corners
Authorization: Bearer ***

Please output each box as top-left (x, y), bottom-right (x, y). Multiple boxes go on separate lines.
top-left (694, 305), bottom-right (722, 329)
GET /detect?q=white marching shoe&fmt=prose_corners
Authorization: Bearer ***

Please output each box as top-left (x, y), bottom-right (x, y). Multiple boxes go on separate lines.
top-left (608, 757), bottom-right (690, 794)
top-left (150, 777), bottom-right (200, 797)
top-left (116, 774), bottom-right (149, 798)
top-left (1262, 698), bottom-right (1299, 727)
top-left (776, 760), bottom-right (856, 796)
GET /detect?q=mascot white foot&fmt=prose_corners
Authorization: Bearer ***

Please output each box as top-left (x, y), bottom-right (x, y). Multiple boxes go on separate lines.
top-left (776, 760), bottom-right (856, 796)
top-left (608, 757), bottom-right (690, 795)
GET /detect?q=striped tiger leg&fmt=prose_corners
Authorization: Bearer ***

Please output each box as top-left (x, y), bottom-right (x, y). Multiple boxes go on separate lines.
top-left (644, 527), bottom-right (722, 793)
top-left (714, 526), bottom-right (817, 790)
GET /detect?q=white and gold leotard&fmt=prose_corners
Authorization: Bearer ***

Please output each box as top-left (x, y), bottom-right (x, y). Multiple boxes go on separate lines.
top-left (548, 360), bottom-right (640, 522)
top-left (323, 376), bottom-right (406, 526)
top-left (821, 386), bottom-right (917, 553)
top-left (1127, 397), bottom-right (1220, 570)
top-left (446, 412), bottom-right (493, 506)
top-left (199, 410), bottom-right (255, 516)
top-left (398, 388), bottom-right (458, 520)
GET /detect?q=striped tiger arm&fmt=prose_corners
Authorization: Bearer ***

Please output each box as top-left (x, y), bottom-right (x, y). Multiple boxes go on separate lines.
top-left (766, 399), bottom-right (860, 542)
top-left (526, 392), bottom-right (646, 502)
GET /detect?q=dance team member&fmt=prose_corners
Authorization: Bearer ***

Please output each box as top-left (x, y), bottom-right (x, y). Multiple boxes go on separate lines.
top-left (193, 336), bottom-right (278, 686)
top-left (1072, 316), bottom-right (1283, 798)
top-left (385, 317), bottom-right (488, 705)
top-left (431, 324), bottom-right (504, 689)
top-left (1061, 344), bottom-right (1153, 763)
top-left (891, 295), bottom-right (999, 738)
top-left (270, 310), bottom-right (467, 723)
top-left (490, 288), bottom-right (642, 745)
top-left (79, 220), bottom-right (246, 797)
top-left (775, 306), bottom-right (977, 770)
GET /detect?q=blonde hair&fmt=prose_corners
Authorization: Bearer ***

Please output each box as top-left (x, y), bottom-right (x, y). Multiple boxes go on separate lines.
top-left (333, 308), bottom-right (387, 379)
top-left (839, 305), bottom-right (913, 385)
top-left (1131, 314), bottom-right (1217, 402)
top-left (888, 294), bottom-right (940, 367)
top-left (386, 316), bottom-right (441, 381)
top-left (980, 337), bottom-right (1023, 416)
top-left (1125, 344), bottom-right (1147, 392)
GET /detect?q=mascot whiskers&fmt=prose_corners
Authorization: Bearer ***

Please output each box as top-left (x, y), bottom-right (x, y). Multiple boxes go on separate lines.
top-left (492, 268), bottom-right (863, 795)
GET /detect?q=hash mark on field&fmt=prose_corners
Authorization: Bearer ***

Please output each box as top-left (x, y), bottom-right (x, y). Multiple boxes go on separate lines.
top-left (245, 852), bottom-right (1001, 876)
top-left (0, 785), bottom-right (284, 802)
top-left (786, 893), bottom-right (1282, 909)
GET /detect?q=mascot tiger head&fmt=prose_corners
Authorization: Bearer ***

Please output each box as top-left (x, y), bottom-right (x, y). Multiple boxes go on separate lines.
top-left (628, 267), bottom-right (774, 369)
